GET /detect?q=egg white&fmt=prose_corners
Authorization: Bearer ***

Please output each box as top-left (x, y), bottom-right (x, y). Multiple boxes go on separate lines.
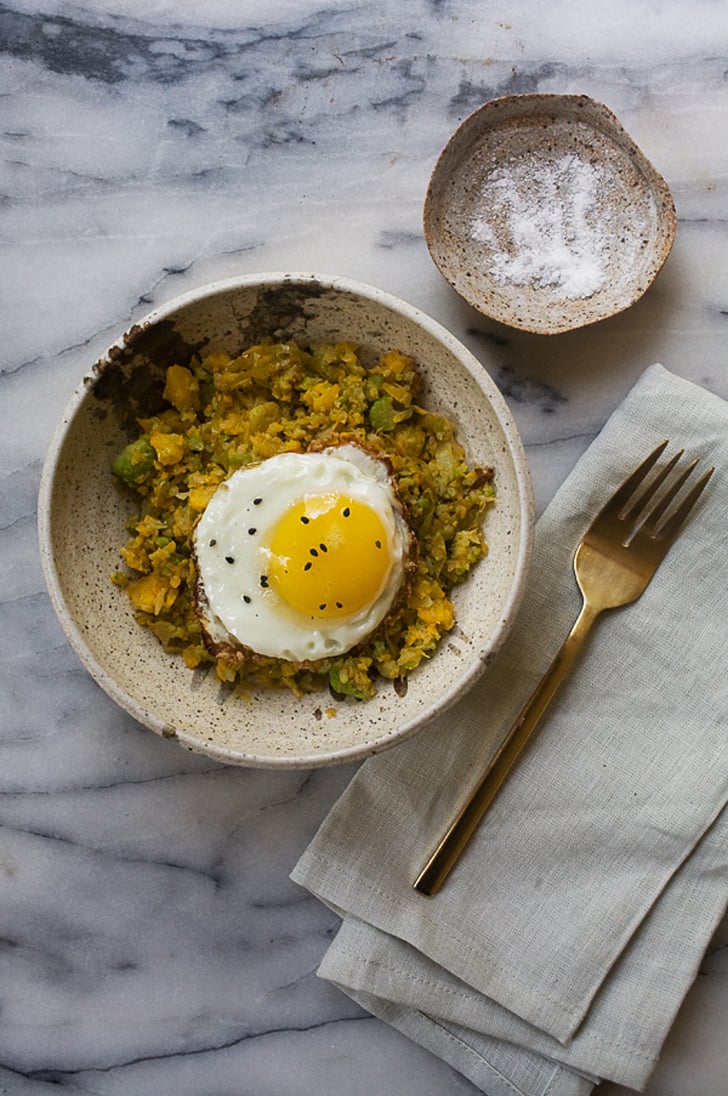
top-left (193, 444), bottom-right (411, 662)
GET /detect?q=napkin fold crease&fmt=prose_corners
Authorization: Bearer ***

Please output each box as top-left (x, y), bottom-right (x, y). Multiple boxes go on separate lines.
top-left (292, 364), bottom-right (728, 1095)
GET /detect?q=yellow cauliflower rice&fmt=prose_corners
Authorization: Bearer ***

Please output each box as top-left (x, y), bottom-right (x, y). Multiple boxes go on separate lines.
top-left (112, 340), bottom-right (495, 699)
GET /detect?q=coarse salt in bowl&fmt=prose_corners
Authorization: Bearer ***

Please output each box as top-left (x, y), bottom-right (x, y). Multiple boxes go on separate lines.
top-left (38, 273), bottom-right (533, 769)
top-left (424, 94), bottom-right (677, 334)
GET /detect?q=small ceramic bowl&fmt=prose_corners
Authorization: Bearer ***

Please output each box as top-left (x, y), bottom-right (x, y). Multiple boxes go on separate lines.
top-left (424, 94), bottom-right (676, 334)
top-left (38, 274), bottom-right (533, 768)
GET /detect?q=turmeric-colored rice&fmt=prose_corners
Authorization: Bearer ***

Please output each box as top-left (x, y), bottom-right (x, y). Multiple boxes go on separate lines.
top-left (112, 340), bottom-right (495, 699)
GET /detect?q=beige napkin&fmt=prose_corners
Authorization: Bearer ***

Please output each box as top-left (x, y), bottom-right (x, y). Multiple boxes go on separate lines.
top-left (292, 364), bottom-right (728, 1094)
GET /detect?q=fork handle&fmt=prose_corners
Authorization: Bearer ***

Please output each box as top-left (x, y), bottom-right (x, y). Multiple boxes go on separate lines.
top-left (413, 600), bottom-right (601, 896)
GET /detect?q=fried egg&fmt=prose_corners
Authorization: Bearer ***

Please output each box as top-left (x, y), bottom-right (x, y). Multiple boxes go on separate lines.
top-left (193, 444), bottom-right (412, 662)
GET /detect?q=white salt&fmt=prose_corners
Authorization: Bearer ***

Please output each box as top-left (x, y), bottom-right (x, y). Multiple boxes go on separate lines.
top-left (470, 152), bottom-right (609, 299)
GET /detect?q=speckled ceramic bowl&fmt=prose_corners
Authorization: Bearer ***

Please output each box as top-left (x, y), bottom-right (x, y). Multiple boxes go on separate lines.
top-left (424, 94), bottom-right (676, 334)
top-left (38, 274), bottom-right (533, 768)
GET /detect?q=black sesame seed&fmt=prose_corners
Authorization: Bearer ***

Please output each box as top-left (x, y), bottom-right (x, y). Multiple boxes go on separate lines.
top-left (304, 561), bottom-right (312, 571)
top-left (300, 515), bottom-right (310, 524)
top-left (253, 497), bottom-right (262, 505)
top-left (248, 528), bottom-right (257, 535)
top-left (243, 595), bottom-right (252, 604)
top-left (342, 507), bottom-right (350, 517)
top-left (310, 548), bottom-right (319, 557)
top-left (319, 543), bottom-right (328, 552)
top-left (209, 538), bottom-right (217, 547)
top-left (319, 603), bottom-right (327, 611)
top-left (260, 575), bottom-right (269, 588)
top-left (225, 556), bottom-right (235, 564)
top-left (336, 601), bottom-right (343, 609)
top-left (375, 540), bottom-right (382, 549)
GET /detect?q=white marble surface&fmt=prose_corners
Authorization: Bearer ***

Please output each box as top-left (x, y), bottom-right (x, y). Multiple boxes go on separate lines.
top-left (1, 1), bottom-right (726, 1093)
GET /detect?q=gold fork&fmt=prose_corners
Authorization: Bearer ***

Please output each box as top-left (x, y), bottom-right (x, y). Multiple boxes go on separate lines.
top-left (414, 440), bottom-right (715, 897)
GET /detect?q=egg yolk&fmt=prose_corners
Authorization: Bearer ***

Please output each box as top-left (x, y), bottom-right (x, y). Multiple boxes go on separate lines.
top-left (267, 494), bottom-right (394, 619)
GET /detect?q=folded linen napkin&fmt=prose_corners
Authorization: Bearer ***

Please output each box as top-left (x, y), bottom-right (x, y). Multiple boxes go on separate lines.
top-left (292, 364), bottom-right (728, 1095)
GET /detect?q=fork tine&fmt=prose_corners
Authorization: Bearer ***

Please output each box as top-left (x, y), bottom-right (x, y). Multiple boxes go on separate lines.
top-left (640, 457), bottom-right (698, 530)
top-left (649, 465), bottom-right (715, 541)
top-left (623, 448), bottom-right (683, 521)
top-left (601, 439), bottom-right (669, 517)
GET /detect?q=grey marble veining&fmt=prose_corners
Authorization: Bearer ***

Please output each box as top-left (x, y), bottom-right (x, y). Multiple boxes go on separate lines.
top-left (1, 2), bottom-right (726, 1093)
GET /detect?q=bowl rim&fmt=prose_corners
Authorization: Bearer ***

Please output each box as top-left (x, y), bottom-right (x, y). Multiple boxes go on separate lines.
top-left (423, 92), bottom-right (677, 335)
top-left (38, 271), bottom-right (534, 767)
